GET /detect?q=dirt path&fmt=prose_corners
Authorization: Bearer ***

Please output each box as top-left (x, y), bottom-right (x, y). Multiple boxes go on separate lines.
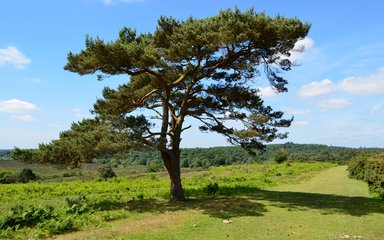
top-left (270, 165), bottom-right (371, 197)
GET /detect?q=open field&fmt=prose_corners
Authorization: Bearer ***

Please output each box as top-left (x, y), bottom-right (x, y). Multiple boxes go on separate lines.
top-left (1, 162), bottom-right (383, 239)
top-left (54, 166), bottom-right (384, 240)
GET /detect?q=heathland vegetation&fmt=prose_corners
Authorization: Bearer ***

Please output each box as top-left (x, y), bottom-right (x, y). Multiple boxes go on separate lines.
top-left (0, 160), bottom-right (335, 239)
top-left (1, 7), bottom-right (383, 239)
top-left (0, 153), bottom-right (383, 239)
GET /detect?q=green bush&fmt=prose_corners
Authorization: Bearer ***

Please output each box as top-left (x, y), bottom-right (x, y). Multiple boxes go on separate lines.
top-left (204, 182), bottom-right (219, 195)
top-left (348, 153), bottom-right (384, 198)
top-left (38, 217), bottom-right (76, 234)
top-left (147, 162), bottom-right (164, 172)
top-left (98, 165), bottom-right (116, 180)
top-left (18, 168), bottom-right (39, 183)
top-left (0, 205), bottom-right (55, 230)
top-left (0, 169), bottom-right (39, 184)
top-left (0, 172), bottom-right (18, 184)
top-left (65, 194), bottom-right (92, 214)
top-left (274, 149), bottom-right (288, 164)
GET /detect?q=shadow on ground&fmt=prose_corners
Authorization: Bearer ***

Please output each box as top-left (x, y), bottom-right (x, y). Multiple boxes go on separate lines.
top-left (120, 186), bottom-right (384, 219)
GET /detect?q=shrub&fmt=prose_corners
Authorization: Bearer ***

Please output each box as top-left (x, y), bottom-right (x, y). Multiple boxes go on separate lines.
top-left (38, 217), bottom-right (76, 234)
top-left (0, 205), bottom-right (55, 230)
top-left (274, 149), bottom-right (288, 164)
top-left (147, 162), bottom-right (164, 172)
top-left (18, 168), bottom-right (39, 183)
top-left (98, 165), bottom-right (116, 180)
top-left (204, 182), bottom-right (219, 195)
top-left (65, 194), bottom-right (91, 214)
top-left (348, 153), bottom-right (384, 198)
top-left (0, 169), bottom-right (39, 184)
top-left (0, 172), bottom-right (18, 184)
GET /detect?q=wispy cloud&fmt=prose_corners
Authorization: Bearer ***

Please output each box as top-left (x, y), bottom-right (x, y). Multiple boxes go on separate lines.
top-left (32, 78), bottom-right (43, 84)
top-left (0, 46), bottom-right (31, 68)
top-left (339, 67), bottom-right (384, 95)
top-left (315, 98), bottom-right (351, 110)
top-left (283, 108), bottom-right (310, 116)
top-left (12, 114), bottom-right (36, 122)
top-left (0, 99), bottom-right (38, 113)
top-left (292, 120), bottom-right (310, 127)
top-left (298, 79), bottom-right (336, 98)
top-left (100, 0), bottom-right (143, 5)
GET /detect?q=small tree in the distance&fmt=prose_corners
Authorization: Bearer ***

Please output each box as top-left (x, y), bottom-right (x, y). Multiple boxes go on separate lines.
top-left (274, 149), bottom-right (288, 164)
top-left (63, 8), bottom-right (309, 201)
top-left (98, 165), bottom-right (117, 180)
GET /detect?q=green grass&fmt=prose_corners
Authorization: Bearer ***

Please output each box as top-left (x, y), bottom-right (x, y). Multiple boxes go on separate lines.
top-left (2, 162), bottom-right (383, 239)
top-left (59, 165), bottom-right (383, 240)
top-left (114, 166), bottom-right (383, 240)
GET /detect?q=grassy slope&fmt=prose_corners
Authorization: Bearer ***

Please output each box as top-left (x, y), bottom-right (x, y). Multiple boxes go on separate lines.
top-left (56, 166), bottom-right (384, 240)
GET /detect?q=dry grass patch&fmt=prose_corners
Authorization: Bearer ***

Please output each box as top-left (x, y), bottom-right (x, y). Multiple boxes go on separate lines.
top-left (55, 211), bottom-right (190, 240)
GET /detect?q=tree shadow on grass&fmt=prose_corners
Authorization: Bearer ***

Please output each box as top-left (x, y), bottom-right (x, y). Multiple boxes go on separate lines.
top-left (127, 197), bottom-right (267, 220)
top-left (123, 186), bottom-right (383, 219)
top-left (253, 189), bottom-right (384, 217)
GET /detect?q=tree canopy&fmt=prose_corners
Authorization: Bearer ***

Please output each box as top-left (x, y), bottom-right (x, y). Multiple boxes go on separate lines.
top-left (52, 8), bottom-right (309, 200)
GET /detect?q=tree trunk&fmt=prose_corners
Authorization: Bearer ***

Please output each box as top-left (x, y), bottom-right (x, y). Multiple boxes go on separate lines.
top-left (161, 150), bottom-right (184, 201)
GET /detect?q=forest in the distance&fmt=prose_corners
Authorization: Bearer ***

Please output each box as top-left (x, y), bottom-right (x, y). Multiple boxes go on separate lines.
top-left (3, 143), bottom-right (382, 168)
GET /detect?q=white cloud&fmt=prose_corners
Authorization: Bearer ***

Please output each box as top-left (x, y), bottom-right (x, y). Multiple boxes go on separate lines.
top-left (315, 98), bottom-right (351, 110)
top-left (12, 114), bottom-right (36, 122)
top-left (0, 99), bottom-right (38, 113)
top-left (101, 0), bottom-right (143, 5)
top-left (32, 78), bottom-right (43, 84)
top-left (284, 108), bottom-right (310, 115)
top-left (292, 120), bottom-right (310, 126)
top-left (339, 67), bottom-right (384, 95)
top-left (258, 86), bottom-right (277, 97)
top-left (288, 37), bottom-right (314, 63)
top-left (298, 79), bottom-right (336, 98)
top-left (0, 46), bottom-right (31, 68)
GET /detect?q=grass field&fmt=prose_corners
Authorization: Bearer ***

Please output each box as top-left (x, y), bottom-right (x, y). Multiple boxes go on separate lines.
top-left (53, 166), bottom-right (384, 240)
top-left (1, 162), bottom-right (383, 239)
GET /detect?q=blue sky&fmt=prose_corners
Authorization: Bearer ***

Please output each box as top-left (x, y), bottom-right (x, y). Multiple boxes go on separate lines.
top-left (1, 0), bottom-right (383, 149)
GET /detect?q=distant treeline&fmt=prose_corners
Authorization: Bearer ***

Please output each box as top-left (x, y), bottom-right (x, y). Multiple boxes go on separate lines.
top-left (93, 143), bottom-right (383, 167)
top-left (0, 150), bottom-right (12, 159)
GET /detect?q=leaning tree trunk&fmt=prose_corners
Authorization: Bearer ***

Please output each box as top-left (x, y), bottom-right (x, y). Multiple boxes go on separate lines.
top-left (161, 150), bottom-right (184, 201)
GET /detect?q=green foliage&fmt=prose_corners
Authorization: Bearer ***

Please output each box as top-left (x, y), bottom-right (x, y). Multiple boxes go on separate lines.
top-left (0, 149), bottom-right (12, 159)
top-left (36, 118), bottom-right (141, 168)
top-left (65, 194), bottom-right (92, 214)
top-left (0, 205), bottom-right (55, 229)
top-left (38, 217), bottom-right (75, 234)
top-left (63, 8), bottom-right (310, 200)
top-left (146, 162), bottom-right (164, 172)
top-left (204, 182), bottom-right (219, 195)
top-left (0, 162), bottom-right (335, 239)
top-left (348, 153), bottom-right (384, 198)
top-left (18, 168), bottom-right (39, 183)
top-left (11, 147), bottom-right (39, 163)
top-left (274, 149), bottom-right (288, 164)
top-left (0, 168), bottom-right (39, 184)
top-left (92, 144), bottom-right (379, 168)
top-left (98, 165), bottom-right (117, 180)
top-left (0, 172), bottom-right (19, 184)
